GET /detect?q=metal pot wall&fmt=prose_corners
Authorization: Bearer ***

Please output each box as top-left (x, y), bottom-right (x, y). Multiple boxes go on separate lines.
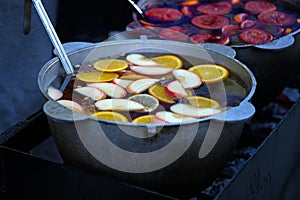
top-left (38, 39), bottom-right (256, 196)
top-left (131, 0), bottom-right (300, 109)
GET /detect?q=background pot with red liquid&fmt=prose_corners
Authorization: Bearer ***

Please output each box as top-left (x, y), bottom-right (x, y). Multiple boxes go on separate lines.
top-left (127, 0), bottom-right (300, 109)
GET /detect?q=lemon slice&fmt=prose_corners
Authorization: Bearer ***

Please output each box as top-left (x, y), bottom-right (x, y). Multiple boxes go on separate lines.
top-left (91, 111), bottom-right (128, 122)
top-left (132, 115), bottom-right (156, 124)
top-left (76, 71), bottom-right (119, 82)
top-left (152, 55), bottom-right (183, 69)
top-left (188, 64), bottom-right (229, 84)
top-left (93, 59), bottom-right (128, 72)
top-left (186, 96), bottom-right (221, 108)
top-left (128, 94), bottom-right (159, 112)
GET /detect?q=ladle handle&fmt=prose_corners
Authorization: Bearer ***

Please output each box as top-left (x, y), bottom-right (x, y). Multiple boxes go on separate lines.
top-left (32, 0), bottom-right (74, 75)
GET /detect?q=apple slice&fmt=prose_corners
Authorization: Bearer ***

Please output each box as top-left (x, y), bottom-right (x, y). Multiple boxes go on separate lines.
top-left (172, 69), bottom-right (202, 88)
top-left (87, 82), bottom-right (127, 98)
top-left (95, 99), bottom-right (145, 111)
top-left (74, 86), bottom-right (106, 101)
top-left (170, 103), bottom-right (221, 118)
top-left (126, 54), bottom-right (157, 66)
top-left (165, 80), bottom-right (188, 98)
top-left (112, 78), bottom-right (133, 88)
top-left (155, 111), bottom-right (196, 123)
top-left (47, 86), bottom-right (63, 101)
top-left (130, 66), bottom-right (173, 76)
top-left (57, 99), bottom-right (84, 113)
top-left (127, 78), bottom-right (159, 94)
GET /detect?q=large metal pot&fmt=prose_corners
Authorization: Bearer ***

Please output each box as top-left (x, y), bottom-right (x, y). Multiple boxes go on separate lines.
top-left (38, 39), bottom-right (256, 196)
top-left (130, 0), bottom-right (300, 109)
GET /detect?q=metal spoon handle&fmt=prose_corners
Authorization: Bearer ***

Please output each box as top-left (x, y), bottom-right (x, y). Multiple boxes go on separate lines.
top-left (128, 0), bottom-right (144, 17)
top-left (32, 0), bottom-right (74, 75)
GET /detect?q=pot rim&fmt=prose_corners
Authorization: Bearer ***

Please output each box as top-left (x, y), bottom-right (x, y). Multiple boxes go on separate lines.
top-left (39, 39), bottom-right (256, 126)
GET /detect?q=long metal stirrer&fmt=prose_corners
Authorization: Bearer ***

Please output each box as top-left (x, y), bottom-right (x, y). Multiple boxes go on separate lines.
top-left (32, 0), bottom-right (74, 75)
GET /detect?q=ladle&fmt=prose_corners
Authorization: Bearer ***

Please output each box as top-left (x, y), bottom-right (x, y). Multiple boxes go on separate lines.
top-left (128, 0), bottom-right (145, 18)
top-left (32, 0), bottom-right (74, 75)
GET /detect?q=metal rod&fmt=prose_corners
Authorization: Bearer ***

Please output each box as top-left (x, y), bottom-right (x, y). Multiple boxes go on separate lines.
top-left (32, 0), bottom-right (74, 75)
top-left (127, 0), bottom-right (144, 17)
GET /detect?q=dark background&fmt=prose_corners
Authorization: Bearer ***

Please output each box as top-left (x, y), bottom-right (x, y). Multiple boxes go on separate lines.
top-left (0, 0), bottom-right (134, 134)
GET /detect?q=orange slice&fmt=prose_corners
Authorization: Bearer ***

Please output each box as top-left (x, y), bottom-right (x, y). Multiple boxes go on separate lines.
top-left (188, 64), bottom-right (229, 84)
top-left (148, 84), bottom-right (177, 104)
top-left (132, 115), bottom-right (156, 124)
top-left (76, 71), bottom-right (119, 82)
top-left (93, 59), bottom-right (128, 72)
top-left (91, 111), bottom-right (128, 122)
top-left (152, 55), bottom-right (183, 69)
top-left (186, 96), bottom-right (221, 108)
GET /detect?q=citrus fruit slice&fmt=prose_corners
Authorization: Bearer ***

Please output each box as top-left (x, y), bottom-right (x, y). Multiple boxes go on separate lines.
top-left (145, 8), bottom-right (183, 22)
top-left (119, 70), bottom-right (150, 80)
top-left (128, 94), bottom-right (159, 112)
top-left (159, 27), bottom-right (188, 42)
top-left (148, 84), bottom-right (177, 104)
top-left (190, 33), bottom-right (230, 45)
top-left (152, 55), bottom-right (183, 69)
top-left (258, 10), bottom-right (296, 26)
top-left (239, 29), bottom-right (273, 44)
top-left (76, 71), bottom-right (119, 82)
top-left (191, 15), bottom-right (230, 30)
top-left (244, 1), bottom-right (276, 14)
top-left (93, 59), bottom-right (128, 72)
top-left (196, 2), bottom-right (232, 15)
top-left (186, 96), bottom-right (221, 108)
top-left (132, 115), bottom-right (156, 124)
top-left (188, 64), bottom-right (229, 84)
top-left (91, 111), bottom-right (128, 122)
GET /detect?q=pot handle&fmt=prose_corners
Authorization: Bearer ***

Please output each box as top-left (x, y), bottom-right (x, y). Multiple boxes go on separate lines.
top-left (213, 101), bottom-right (256, 122)
top-left (254, 34), bottom-right (295, 50)
top-left (53, 42), bottom-right (96, 55)
top-left (197, 43), bottom-right (236, 58)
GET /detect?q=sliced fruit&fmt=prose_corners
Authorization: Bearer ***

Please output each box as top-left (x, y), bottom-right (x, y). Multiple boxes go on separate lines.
top-left (74, 86), bottom-right (106, 101)
top-left (196, 2), bottom-right (232, 15)
top-left (87, 82), bottom-right (127, 98)
top-left (191, 15), bottom-right (230, 30)
top-left (240, 20), bottom-right (257, 29)
top-left (151, 117), bottom-right (166, 124)
top-left (258, 10), bottom-right (296, 26)
top-left (181, 6), bottom-right (196, 17)
top-left (180, 0), bottom-right (200, 6)
top-left (128, 94), bottom-right (159, 112)
top-left (148, 84), bottom-right (177, 104)
top-left (244, 1), bottom-right (276, 14)
top-left (239, 29), bottom-right (273, 44)
top-left (233, 13), bottom-right (248, 23)
top-left (165, 80), bottom-right (189, 98)
top-left (95, 99), bottom-right (144, 111)
top-left (186, 96), bottom-right (221, 108)
top-left (126, 54), bottom-right (157, 66)
top-left (188, 64), bottom-right (229, 84)
top-left (152, 54), bottom-right (183, 69)
top-left (112, 78), bottom-right (133, 88)
top-left (119, 70), bottom-right (150, 79)
top-left (127, 78), bottom-right (159, 94)
top-left (91, 111), bottom-right (128, 122)
top-left (130, 66), bottom-right (173, 76)
top-left (222, 25), bottom-right (240, 36)
top-left (145, 7), bottom-right (183, 22)
top-left (57, 99), bottom-right (84, 113)
top-left (47, 86), bottom-right (63, 101)
top-left (76, 71), bottom-right (119, 82)
top-left (172, 69), bottom-right (202, 88)
top-left (155, 111), bottom-right (196, 123)
top-left (190, 33), bottom-right (230, 45)
top-left (93, 59), bottom-right (128, 72)
top-left (170, 103), bottom-right (221, 118)
top-left (132, 115), bottom-right (156, 124)
top-left (159, 27), bottom-right (188, 42)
